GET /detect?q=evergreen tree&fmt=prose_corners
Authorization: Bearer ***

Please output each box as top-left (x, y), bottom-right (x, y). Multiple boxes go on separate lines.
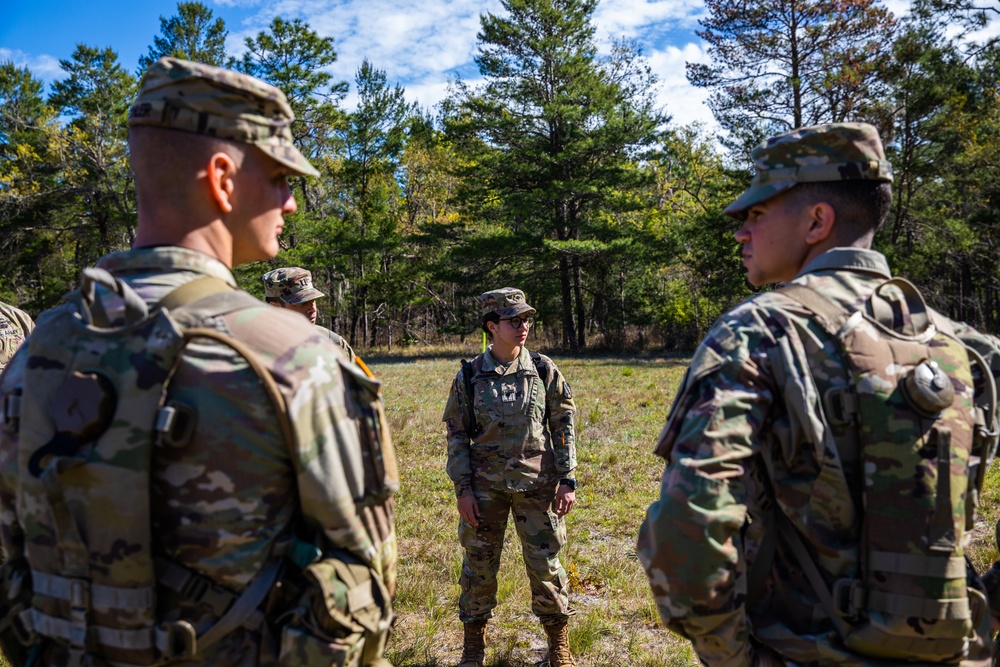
top-left (688, 0), bottom-right (897, 158)
top-left (238, 18), bottom-right (348, 213)
top-left (0, 62), bottom-right (70, 309)
top-left (49, 45), bottom-right (137, 270)
top-left (447, 0), bottom-right (665, 350)
top-left (137, 1), bottom-right (230, 71)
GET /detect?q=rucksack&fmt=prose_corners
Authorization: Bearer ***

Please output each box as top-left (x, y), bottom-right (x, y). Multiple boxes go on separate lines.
top-left (460, 351), bottom-right (550, 439)
top-left (751, 278), bottom-right (999, 662)
top-left (0, 267), bottom-right (396, 667)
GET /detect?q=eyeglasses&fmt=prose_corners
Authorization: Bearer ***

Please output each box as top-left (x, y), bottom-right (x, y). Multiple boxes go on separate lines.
top-left (500, 316), bottom-right (534, 329)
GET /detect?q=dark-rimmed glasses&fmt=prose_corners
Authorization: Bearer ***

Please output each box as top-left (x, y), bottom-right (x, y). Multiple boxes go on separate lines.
top-left (500, 316), bottom-right (534, 329)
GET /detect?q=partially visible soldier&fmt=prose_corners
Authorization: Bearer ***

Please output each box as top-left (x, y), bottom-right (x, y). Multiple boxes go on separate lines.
top-left (262, 266), bottom-right (355, 361)
top-left (0, 58), bottom-right (395, 667)
top-left (0, 301), bottom-right (33, 372)
top-left (637, 123), bottom-right (1000, 666)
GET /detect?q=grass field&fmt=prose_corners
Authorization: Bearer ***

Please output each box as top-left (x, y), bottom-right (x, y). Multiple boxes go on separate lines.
top-left (371, 349), bottom-right (1000, 667)
top-left (372, 351), bottom-right (707, 667)
top-left (1, 351), bottom-right (997, 666)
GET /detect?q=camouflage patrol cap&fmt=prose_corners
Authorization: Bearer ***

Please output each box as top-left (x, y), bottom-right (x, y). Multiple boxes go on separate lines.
top-left (262, 267), bottom-right (325, 304)
top-left (480, 288), bottom-right (536, 318)
top-left (724, 122), bottom-right (893, 218)
top-left (129, 57), bottom-right (320, 178)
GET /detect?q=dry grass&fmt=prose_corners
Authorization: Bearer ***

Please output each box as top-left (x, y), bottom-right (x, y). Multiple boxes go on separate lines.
top-left (2, 348), bottom-right (996, 667)
top-left (369, 351), bottom-right (696, 667)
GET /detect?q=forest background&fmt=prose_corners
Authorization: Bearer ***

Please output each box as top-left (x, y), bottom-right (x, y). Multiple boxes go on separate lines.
top-left (2, 0), bottom-right (1000, 353)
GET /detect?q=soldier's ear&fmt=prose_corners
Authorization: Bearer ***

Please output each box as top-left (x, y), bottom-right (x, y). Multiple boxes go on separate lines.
top-left (804, 201), bottom-right (836, 246)
top-left (206, 152), bottom-right (237, 214)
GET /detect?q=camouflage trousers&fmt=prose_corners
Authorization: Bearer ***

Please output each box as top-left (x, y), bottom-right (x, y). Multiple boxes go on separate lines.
top-left (458, 483), bottom-right (571, 624)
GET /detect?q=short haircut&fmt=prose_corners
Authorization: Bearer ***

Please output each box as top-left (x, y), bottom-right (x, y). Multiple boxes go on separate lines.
top-left (785, 180), bottom-right (893, 241)
top-left (481, 312), bottom-right (500, 337)
top-left (129, 126), bottom-right (246, 198)
top-left (265, 296), bottom-right (282, 305)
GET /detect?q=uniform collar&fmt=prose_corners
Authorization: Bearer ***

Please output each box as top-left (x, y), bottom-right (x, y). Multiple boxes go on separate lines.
top-left (97, 246), bottom-right (238, 286)
top-left (794, 247), bottom-right (891, 280)
top-left (482, 346), bottom-right (533, 375)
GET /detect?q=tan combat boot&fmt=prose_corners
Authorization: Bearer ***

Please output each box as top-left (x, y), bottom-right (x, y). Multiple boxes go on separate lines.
top-left (456, 619), bottom-right (487, 667)
top-left (543, 620), bottom-right (576, 667)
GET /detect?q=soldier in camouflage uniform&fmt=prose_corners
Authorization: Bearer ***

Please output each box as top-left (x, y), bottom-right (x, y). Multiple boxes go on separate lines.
top-left (262, 267), bottom-right (356, 361)
top-left (636, 123), bottom-right (1000, 666)
top-left (0, 301), bottom-right (32, 373)
top-left (0, 58), bottom-right (395, 666)
top-left (442, 288), bottom-right (578, 667)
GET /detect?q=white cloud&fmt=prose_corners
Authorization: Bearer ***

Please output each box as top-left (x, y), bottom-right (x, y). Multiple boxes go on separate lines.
top-left (220, 0), bottom-right (717, 118)
top-left (646, 42), bottom-right (715, 130)
top-left (0, 48), bottom-right (63, 81)
top-left (594, 0), bottom-right (705, 38)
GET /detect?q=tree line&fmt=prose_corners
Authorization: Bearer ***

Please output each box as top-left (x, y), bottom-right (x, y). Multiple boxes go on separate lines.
top-left (2, 0), bottom-right (999, 352)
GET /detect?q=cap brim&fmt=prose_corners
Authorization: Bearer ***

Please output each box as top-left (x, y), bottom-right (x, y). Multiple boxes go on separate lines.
top-left (723, 181), bottom-right (796, 219)
top-left (282, 287), bottom-right (326, 304)
top-left (261, 143), bottom-right (321, 178)
top-left (495, 303), bottom-right (536, 318)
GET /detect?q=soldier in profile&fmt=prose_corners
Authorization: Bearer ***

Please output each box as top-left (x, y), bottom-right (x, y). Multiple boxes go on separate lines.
top-left (0, 58), bottom-right (395, 667)
top-left (263, 266), bottom-right (355, 361)
top-left (637, 123), bottom-right (999, 666)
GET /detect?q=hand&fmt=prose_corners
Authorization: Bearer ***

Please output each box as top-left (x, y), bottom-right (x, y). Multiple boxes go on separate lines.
top-left (457, 494), bottom-right (480, 527)
top-left (555, 484), bottom-right (576, 517)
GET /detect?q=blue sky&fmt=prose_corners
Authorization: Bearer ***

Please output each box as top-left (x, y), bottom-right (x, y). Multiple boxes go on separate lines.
top-left (1, 0), bottom-right (935, 129)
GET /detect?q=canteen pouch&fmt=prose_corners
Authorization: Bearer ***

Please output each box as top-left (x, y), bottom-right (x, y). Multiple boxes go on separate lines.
top-left (279, 555), bottom-right (391, 667)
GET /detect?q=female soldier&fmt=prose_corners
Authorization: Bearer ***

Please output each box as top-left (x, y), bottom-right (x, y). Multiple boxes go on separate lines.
top-left (442, 288), bottom-right (578, 667)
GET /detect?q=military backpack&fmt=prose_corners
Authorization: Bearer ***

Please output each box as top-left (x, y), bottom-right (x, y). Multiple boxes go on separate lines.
top-left (0, 268), bottom-right (397, 667)
top-left (751, 278), bottom-right (999, 663)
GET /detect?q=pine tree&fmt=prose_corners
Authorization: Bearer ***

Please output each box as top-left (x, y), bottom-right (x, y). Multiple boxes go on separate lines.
top-left (688, 0), bottom-right (896, 158)
top-left (138, 1), bottom-right (230, 71)
top-left (447, 0), bottom-right (665, 350)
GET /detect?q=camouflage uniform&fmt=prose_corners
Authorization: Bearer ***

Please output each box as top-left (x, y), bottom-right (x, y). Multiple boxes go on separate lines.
top-left (442, 290), bottom-right (577, 625)
top-left (0, 59), bottom-right (394, 667)
top-left (262, 267), bottom-right (356, 361)
top-left (636, 124), bottom-right (999, 667)
top-left (0, 301), bottom-right (32, 373)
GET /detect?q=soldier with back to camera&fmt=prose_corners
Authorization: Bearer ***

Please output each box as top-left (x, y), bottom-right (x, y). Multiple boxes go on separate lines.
top-left (0, 58), bottom-right (396, 667)
top-left (637, 123), bottom-right (1000, 666)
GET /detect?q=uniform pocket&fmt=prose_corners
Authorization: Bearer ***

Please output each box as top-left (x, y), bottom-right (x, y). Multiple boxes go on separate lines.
top-left (279, 624), bottom-right (364, 667)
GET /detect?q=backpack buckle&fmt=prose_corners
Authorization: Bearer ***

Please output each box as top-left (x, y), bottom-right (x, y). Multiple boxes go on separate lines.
top-left (833, 578), bottom-right (865, 620)
top-left (2, 390), bottom-right (21, 433)
top-left (824, 387), bottom-right (858, 426)
top-left (155, 401), bottom-right (197, 448)
top-left (158, 620), bottom-right (196, 661)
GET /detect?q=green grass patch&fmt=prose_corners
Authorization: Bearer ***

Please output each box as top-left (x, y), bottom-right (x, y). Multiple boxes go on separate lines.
top-left (372, 352), bottom-right (692, 666)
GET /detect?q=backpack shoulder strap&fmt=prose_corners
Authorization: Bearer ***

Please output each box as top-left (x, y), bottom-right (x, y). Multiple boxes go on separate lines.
top-left (460, 358), bottom-right (482, 439)
top-left (155, 276), bottom-right (235, 312)
top-left (530, 351), bottom-right (550, 384)
top-left (777, 283), bottom-right (852, 336)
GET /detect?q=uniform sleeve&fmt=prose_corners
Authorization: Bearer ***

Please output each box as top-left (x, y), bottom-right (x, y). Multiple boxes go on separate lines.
top-left (545, 360), bottom-right (576, 476)
top-left (284, 345), bottom-right (378, 564)
top-left (442, 369), bottom-right (474, 497)
top-left (636, 317), bottom-right (776, 667)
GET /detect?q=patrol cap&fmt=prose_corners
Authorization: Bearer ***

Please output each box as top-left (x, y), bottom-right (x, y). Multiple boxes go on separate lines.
top-left (262, 267), bottom-right (325, 304)
top-left (480, 288), bottom-right (536, 318)
top-left (724, 122), bottom-right (893, 218)
top-left (129, 57), bottom-right (320, 178)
